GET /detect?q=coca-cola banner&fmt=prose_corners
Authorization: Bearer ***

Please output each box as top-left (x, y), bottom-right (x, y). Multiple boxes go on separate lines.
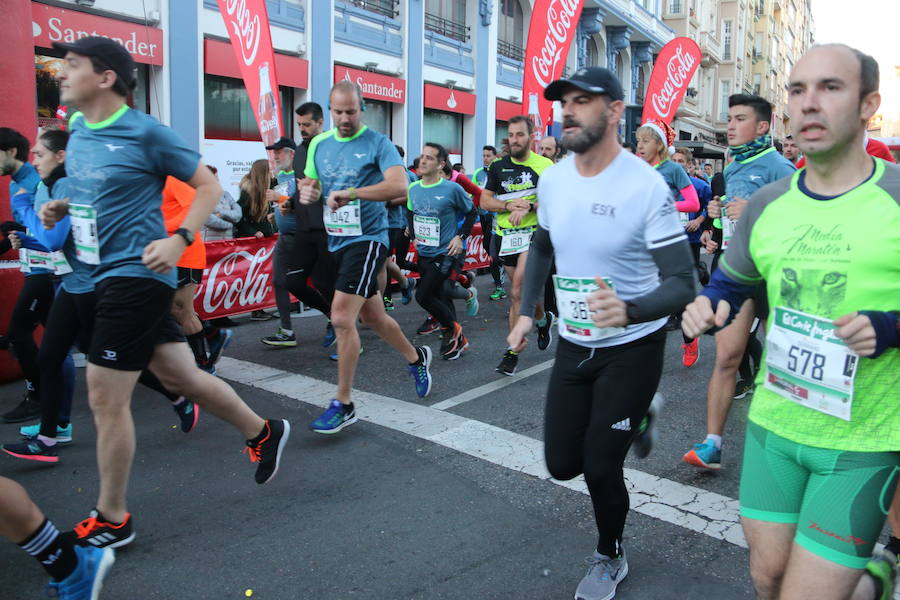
top-left (521, 0), bottom-right (585, 141)
top-left (194, 229), bottom-right (491, 319)
top-left (216, 0), bottom-right (283, 147)
top-left (641, 37), bottom-right (702, 125)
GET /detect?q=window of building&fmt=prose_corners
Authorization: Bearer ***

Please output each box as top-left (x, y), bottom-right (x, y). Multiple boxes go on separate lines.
top-left (424, 109), bottom-right (462, 155)
top-left (722, 20), bottom-right (732, 61)
top-left (35, 53), bottom-right (150, 129)
top-left (754, 32), bottom-right (763, 60)
top-left (636, 65), bottom-right (647, 105)
top-left (588, 39), bottom-right (601, 67)
top-left (362, 99), bottom-right (392, 137)
top-left (669, 0), bottom-right (682, 14)
top-left (347, 0), bottom-right (398, 18)
top-left (204, 74), bottom-right (293, 141)
top-left (718, 80), bottom-right (731, 121)
top-left (425, 0), bottom-right (468, 42)
top-left (497, 0), bottom-right (525, 61)
top-left (753, 73), bottom-right (761, 95)
top-left (495, 121), bottom-right (509, 154)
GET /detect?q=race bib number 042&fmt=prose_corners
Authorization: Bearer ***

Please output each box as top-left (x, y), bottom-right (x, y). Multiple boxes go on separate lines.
top-left (552, 275), bottom-right (624, 342)
top-left (764, 306), bottom-right (859, 421)
top-left (325, 200), bottom-right (362, 236)
top-left (69, 203), bottom-right (100, 265)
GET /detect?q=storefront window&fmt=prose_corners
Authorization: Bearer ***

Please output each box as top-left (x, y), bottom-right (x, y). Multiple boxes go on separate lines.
top-left (35, 53), bottom-right (150, 128)
top-left (204, 74), bottom-right (293, 141)
top-left (362, 99), bottom-right (392, 136)
top-left (495, 121), bottom-right (509, 154)
top-left (424, 109), bottom-right (462, 155)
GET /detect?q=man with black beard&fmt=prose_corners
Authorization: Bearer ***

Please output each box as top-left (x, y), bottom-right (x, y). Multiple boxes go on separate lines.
top-left (507, 67), bottom-right (695, 600)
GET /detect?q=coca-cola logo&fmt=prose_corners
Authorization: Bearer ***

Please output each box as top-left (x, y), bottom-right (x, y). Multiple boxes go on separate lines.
top-left (222, 0), bottom-right (261, 66)
top-left (650, 44), bottom-right (697, 120)
top-left (200, 245), bottom-right (274, 314)
top-left (530, 0), bottom-right (580, 88)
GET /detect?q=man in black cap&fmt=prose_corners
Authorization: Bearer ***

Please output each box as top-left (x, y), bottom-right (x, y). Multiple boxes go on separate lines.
top-left (39, 36), bottom-right (290, 550)
top-left (507, 67), bottom-right (695, 600)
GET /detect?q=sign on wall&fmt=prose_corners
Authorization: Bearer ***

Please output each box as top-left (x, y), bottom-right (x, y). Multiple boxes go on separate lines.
top-left (201, 139), bottom-right (267, 200)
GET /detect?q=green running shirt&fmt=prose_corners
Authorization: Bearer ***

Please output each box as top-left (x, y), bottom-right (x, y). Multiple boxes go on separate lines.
top-left (484, 152), bottom-right (553, 233)
top-left (720, 159), bottom-right (900, 451)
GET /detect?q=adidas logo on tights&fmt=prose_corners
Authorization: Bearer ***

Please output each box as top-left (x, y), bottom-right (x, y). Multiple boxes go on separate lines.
top-left (611, 418), bottom-right (631, 431)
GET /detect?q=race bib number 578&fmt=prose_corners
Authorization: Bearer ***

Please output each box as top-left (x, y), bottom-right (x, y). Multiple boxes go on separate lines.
top-left (764, 307), bottom-right (859, 421)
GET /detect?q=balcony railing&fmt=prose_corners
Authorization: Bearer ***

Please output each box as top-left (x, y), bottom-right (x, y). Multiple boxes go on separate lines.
top-left (425, 12), bottom-right (469, 42)
top-left (347, 0), bottom-right (398, 18)
top-left (497, 40), bottom-right (525, 62)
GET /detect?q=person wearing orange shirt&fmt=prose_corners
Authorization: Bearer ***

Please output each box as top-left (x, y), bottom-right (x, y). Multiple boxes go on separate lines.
top-left (161, 177), bottom-right (231, 373)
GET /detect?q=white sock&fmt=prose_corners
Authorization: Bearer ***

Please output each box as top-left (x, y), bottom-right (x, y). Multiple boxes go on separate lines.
top-left (37, 434), bottom-right (57, 447)
top-left (281, 328), bottom-right (294, 336)
top-left (706, 434), bottom-right (722, 449)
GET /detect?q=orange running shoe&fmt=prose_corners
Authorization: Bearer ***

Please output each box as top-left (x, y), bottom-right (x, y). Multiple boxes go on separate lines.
top-left (682, 338), bottom-right (699, 367)
top-left (73, 510), bottom-right (135, 548)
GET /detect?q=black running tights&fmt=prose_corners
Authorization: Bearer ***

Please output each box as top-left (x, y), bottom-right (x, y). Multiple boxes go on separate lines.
top-left (544, 331), bottom-right (666, 557)
top-left (415, 255), bottom-right (457, 329)
top-left (9, 274), bottom-right (55, 392)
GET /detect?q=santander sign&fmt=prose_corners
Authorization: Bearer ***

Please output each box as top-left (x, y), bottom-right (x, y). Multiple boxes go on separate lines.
top-left (642, 37), bottom-right (702, 124)
top-left (521, 0), bottom-right (585, 128)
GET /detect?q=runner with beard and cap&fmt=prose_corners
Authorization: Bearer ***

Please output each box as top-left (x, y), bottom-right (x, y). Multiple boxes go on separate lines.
top-left (480, 116), bottom-right (554, 376)
top-left (507, 67), bottom-right (695, 600)
top-left (682, 44), bottom-right (899, 600)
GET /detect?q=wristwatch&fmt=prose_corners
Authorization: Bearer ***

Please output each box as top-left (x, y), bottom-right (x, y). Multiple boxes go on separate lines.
top-left (348, 187), bottom-right (357, 201)
top-left (174, 228), bottom-right (194, 245)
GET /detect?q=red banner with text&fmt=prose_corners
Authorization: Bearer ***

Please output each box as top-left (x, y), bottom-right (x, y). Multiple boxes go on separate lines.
top-left (216, 0), bottom-right (283, 147)
top-left (193, 227), bottom-right (491, 319)
top-left (521, 0), bottom-right (585, 148)
top-left (641, 37), bottom-right (702, 125)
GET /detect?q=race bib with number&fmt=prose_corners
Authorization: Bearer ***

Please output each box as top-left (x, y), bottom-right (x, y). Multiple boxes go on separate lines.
top-left (679, 211), bottom-right (691, 226)
top-left (552, 275), bottom-right (625, 342)
top-left (764, 306), bottom-right (859, 421)
top-left (69, 203), bottom-right (100, 265)
top-left (324, 200), bottom-right (362, 236)
top-left (499, 227), bottom-right (533, 256)
top-left (413, 215), bottom-right (440, 247)
top-left (721, 215), bottom-right (737, 249)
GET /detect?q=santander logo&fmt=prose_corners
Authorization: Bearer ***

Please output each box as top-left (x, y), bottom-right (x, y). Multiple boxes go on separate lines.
top-left (201, 246), bottom-right (274, 314)
top-left (650, 43), bottom-right (697, 120)
top-left (223, 0), bottom-right (261, 66)
top-left (530, 0), bottom-right (580, 88)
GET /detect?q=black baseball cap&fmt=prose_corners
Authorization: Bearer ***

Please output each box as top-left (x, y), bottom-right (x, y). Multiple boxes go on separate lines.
top-left (265, 137), bottom-right (297, 151)
top-left (53, 36), bottom-right (137, 90)
top-left (544, 67), bottom-right (624, 102)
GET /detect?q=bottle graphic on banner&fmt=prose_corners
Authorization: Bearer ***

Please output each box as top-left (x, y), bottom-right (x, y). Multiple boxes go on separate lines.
top-left (257, 62), bottom-right (279, 147)
top-left (527, 92), bottom-right (544, 152)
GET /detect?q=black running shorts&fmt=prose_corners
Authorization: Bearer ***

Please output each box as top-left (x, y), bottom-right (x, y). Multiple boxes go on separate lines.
top-left (333, 240), bottom-right (387, 299)
top-left (177, 267), bottom-right (204, 287)
top-left (89, 277), bottom-right (185, 371)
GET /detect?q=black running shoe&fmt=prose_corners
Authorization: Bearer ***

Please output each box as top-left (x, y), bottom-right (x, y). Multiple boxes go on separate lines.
top-left (2, 395), bottom-right (41, 424)
top-left (416, 315), bottom-right (440, 335)
top-left (172, 398), bottom-right (200, 433)
top-left (536, 311), bottom-right (555, 351)
top-left (73, 510), bottom-right (135, 549)
top-left (734, 379), bottom-right (754, 400)
top-left (495, 349), bottom-right (519, 376)
top-left (244, 419), bottom-right (291, 484)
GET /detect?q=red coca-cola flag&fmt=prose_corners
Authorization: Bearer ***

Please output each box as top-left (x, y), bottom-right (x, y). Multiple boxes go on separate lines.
top-left (521, 0), bottom-right (585, 149)
top-left (216, 0), bottom-right (283, 147)
top-left (641, 37), bottom-right (702, 125)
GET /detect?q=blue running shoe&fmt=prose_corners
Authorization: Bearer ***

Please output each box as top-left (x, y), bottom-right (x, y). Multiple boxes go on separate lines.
top-left (310, 399), bottom-right (357, 434)
top-left (48, 544), bottom-right (115, 600)
top-left (207, 328), bottom-right (233, 366)
top-left (465, 286), bottom-right (479, 317)
top-left (407, 346), bottom-right (433, 398)
top-left (322, 320), bottom-right (337, 348)
top-left (20, 423), bottom-right (72, 444)
top-left (328, 346), bottom-right (363, 362)
top-left (401, 278), bottom-right (416, 305)
top-left (682, 439), bottom-right (722, 469)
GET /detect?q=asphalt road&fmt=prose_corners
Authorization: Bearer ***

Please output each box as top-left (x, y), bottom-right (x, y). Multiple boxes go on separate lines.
top-left (0, 271), bottom-right (889, 599)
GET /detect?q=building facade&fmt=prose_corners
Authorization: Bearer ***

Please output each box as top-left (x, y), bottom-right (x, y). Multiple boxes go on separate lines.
top-left (26, 0), bottom-right (676, 194)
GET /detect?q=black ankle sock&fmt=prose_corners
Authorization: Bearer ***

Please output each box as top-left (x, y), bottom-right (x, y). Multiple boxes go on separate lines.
top-left (19, 519), bottom-right (78, 582)
top-left (247, 421), bottom-right (271, 444)
top-left (186, 332), bottom-right (209, 364)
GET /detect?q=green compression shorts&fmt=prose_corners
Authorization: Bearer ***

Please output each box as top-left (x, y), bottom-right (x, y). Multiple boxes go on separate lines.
top-left (740, 420), bottom-right (900, 569)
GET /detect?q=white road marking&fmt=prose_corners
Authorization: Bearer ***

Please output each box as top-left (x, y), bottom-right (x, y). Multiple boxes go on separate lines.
top-left (430, 359), bottom-right (556, 411)
top-left (219, 357), bottom-right (747, 547)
